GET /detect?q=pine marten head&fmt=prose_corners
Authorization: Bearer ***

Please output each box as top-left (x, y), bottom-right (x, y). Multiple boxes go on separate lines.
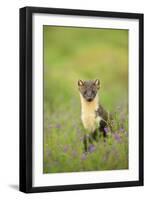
top-left (78, 79), bottom-right (100, 102)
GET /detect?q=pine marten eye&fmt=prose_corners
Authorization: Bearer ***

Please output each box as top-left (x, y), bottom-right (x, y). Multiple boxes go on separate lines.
top-left (92, 90), bottom-right (96, 95)
top-left (84, 91), bottom-right (87, 96)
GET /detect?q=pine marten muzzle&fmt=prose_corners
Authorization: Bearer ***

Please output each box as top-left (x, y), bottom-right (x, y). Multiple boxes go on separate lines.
top-left (78, 79), bottom-right (110, 152)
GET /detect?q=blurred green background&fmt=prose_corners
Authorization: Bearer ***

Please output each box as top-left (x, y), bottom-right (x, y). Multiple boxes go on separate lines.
top-left (43, 26), bottom-right (128, 173)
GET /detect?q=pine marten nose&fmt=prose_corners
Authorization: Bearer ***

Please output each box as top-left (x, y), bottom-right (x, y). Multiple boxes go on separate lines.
top-left (86, 90), bottom-right (93, 101)
top-left (87, 90), bottom-right (92, 97)
top-left (87, 97), bottom-right (93, 102)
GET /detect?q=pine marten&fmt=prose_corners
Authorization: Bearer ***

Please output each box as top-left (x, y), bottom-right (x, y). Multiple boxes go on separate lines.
top-left (78, 79), bottom-right (111, 152)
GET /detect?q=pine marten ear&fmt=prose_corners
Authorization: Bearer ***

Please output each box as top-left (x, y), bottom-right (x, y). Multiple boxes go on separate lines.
top-left (94, 79), bottom-right (100, 89)
top-left (78, 80), bottom-right (84, 86)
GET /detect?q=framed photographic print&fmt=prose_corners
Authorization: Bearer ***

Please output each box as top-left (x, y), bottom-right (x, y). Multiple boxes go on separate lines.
top-left (19, 6), bottom-right (144, 193)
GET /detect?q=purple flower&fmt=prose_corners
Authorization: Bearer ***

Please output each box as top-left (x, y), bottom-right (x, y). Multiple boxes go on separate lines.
top-left (120, 128), bottom-right (124, 132)
top-left (72, 150), bottom-right (77, 157)
top-left (114, 133), bottom-right (121, 142)
top-left (56, 124), bottom-right (61, 129)
top-left (48, 123), bottom-right (62, 129)
top-left (81, 153), bottom-right (87, 160)
top-left (88, 144), bottom-right (96, 153)
top-left (48, 124), bottom-right (53, 129)
top-left (104, 127), bottom-right (109, 133)
top-left (63, 145), bottom-right (68, 153)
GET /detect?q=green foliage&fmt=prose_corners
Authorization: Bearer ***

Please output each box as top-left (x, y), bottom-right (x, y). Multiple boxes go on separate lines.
top-left (43, 26), bottom-right (128, 173)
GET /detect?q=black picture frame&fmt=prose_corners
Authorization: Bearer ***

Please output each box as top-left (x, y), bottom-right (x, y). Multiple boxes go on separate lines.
top-left (19, 6), bottom-right (144, 193)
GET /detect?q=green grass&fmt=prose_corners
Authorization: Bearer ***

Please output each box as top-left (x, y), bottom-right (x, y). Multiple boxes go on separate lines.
top-left (43, 26), bottom-right (128, 173)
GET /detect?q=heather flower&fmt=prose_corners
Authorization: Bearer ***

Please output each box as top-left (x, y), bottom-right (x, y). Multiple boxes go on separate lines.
top-left (56, 124), bottom-right (61, 129)
top-left (72, 150), bottom-right (77, 157)
top-left (114, 133), bottom-right (121, 142)
top-left (104, 127), bottom-right (109, 133)
top-left (63, 145), bottom-right (68, 153)
top-left (88, 144), bottom-right (96, 153)
top-left (48, 124), bottom-right (53, 129)
top-left (120, 128), bottom-right (124, 132)
top-left (81, 153), bottom-right (87, 160)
